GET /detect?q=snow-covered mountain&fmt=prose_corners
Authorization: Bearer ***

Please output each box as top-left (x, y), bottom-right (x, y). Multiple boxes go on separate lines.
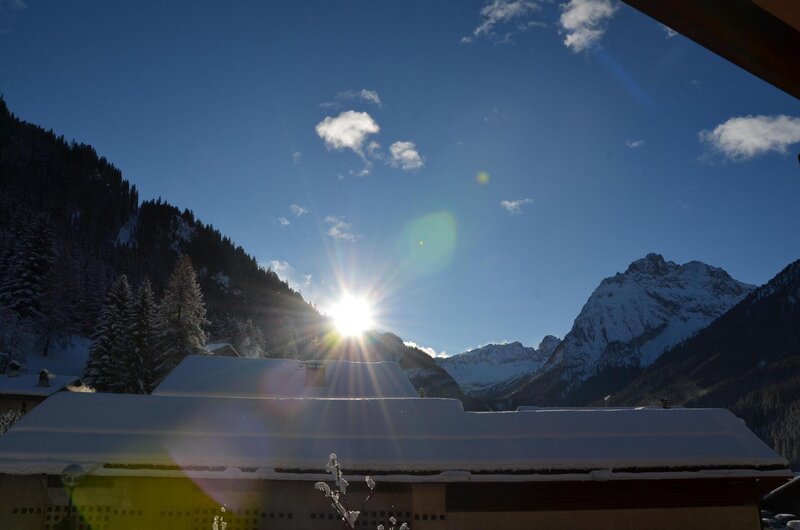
top-left (437, 336), bottom-right (561, 397)
top-left (611, 258), bottom-right (800, 466)
top-left (436, 254), bottom-right (753, 404)
top-left (547, 253), bottom-right (754, 376)
top-left (508, 253), bottom-right (755, 405)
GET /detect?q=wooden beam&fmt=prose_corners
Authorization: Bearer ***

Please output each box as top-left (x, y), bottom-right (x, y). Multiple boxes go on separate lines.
top-left (621, 0), bottom-right (800, 100)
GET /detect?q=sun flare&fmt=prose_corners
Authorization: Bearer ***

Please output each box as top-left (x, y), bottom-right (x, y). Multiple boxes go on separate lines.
top-left (329, 295), bottom-right (374, 337)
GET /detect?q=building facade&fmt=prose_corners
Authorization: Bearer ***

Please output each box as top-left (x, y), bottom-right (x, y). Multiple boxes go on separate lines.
top-left (0, 359), bottom-right (791, 530)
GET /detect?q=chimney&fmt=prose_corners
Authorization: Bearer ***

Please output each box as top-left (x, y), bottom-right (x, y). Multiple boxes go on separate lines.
top-left (38, 369), bottom-right (50, 388)
top-left (7, 360), bottom-right (21, 377)
top-left (305, 361), bottom-right (326, 386)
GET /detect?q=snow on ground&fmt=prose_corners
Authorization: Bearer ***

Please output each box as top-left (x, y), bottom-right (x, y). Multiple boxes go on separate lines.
top-left (23, 335), bottom-right (90, 377)
top-left (115, 214), bottom-right (138, 247)
top-left (212, 272), bottom-right (231, 290)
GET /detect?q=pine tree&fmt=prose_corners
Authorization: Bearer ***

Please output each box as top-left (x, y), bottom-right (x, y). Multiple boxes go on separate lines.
top-left (155, 256), bottom-right (207, 382)
top-left (84, 275), bottom-right (132, 392)
top-left (0, 214), bottom-right (56, 324)
top-left (128, 279), bottom-right (159, 393)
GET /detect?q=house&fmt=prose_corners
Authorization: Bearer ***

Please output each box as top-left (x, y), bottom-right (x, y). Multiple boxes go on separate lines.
top-left (151, 355), bottom-right (420, 398)
top-left (205, 342), bottom-right (241, 358)
top-left (0, 360), bottom-right (791, 530)
top-left (0, 369), bottom-right (85, 414)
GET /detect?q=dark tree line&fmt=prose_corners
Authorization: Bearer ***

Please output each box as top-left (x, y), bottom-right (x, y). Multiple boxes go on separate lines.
top-left (84, 256), bottom-right (207, 392)
top-left (0, 96), bottom-right (326, 367)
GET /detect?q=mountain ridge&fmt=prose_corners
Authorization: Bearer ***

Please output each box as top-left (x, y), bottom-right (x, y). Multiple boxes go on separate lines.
top-left (508, 253), bottom-right (753, 406)
top-left (436, 336), bottom-right (561, 398)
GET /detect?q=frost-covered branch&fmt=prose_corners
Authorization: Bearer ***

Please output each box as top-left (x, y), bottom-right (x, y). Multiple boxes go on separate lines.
top-left (313, 453), bottom-right (379, 529)
top-left (0, 409), bottom-right (22, 435)
top-left (211, 506), bottom-right (227, 530)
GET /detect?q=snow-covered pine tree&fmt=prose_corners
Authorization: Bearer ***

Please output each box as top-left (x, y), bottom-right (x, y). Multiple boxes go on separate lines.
top-left (0, 214), bottom-right (55, 325)
top-left (155, 256), bottom-right (208, 382)
top-left (127, 279), bottom-right (159, 393)
top-left (84, 275), bottom-right (133, 392)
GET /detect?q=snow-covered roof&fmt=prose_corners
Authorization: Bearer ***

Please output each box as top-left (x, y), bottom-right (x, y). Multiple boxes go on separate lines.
top-left (205, 343), bottom-right (241, 357)
top-left (0, 392), bottom-right (788, 480)
top-left (205, 342), bottom-right (233, 351)
top-left (152, 356), bottom-right (418, 398)
top-left (0, 373), bottom-right (80, 397)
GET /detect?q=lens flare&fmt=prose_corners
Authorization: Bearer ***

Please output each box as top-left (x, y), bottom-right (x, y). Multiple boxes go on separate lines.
top-left (397, 211), bottom-right (457, 275)
top-left (328, 294), bottom-right (374, 337)
top-left (476, 171), bottom-right (490, 185)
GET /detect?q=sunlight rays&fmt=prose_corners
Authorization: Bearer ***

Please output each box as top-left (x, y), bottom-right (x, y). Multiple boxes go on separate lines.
top-left (328, 294), bottom-right (374, 338)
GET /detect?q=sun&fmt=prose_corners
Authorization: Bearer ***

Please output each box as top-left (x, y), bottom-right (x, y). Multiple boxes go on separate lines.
top-left (329, 294), bottom-right (374, 337)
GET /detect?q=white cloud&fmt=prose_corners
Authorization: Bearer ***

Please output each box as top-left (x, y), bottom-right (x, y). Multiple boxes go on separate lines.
top-left (699, 115), bottom-right (800, 161)
top-left (389, 141), bottom-right (425, 171)
top-left (626, 139), bottom-right (644, 149)
top-left (321, 89), bottom-right (383, 109)
top-left (560, 0), bottom-right (618, 52)
top-left (500, 198), bottom-right (533, 214)
top-left (484, 107), bottom-right (508, 123)
top-left (661, 23), bottom-right (677, 38)
top-left (292, 151), bottom-right (302, 165)
top-left (290, 204), bottom-right (309, 217)
top-left (315, 110), bottom-right (380, 156)
top-left (404, 341), bottom-right (448, 358)
top-left (367, 141), bottom-right (382, 159)
top-left (464, 0), bottom-right (542, 42)
top-left (324, 216), bottom-right (360, 242)
top-left (349, 166), bottom-right (372, 178)
top-left (262, 260), bottom-right (313, 293)
top-left (277, 217), bottom-right (291, 226)
top-left (315, 111), bottom-right (381, 177)
top-left (356, 89), bottom-right (382, 107)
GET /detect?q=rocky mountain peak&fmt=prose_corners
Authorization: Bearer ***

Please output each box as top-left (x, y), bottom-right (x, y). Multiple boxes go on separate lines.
top-left (537, 335), bottom-right (561, 357)
top-left (624, 252), bottom-right (670, 275)
top-left (549, 254), bottom-right (755, 379)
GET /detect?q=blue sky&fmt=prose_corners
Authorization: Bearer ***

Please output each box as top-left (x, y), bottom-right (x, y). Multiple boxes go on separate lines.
top-left (2, 0), bottom-right (799, 356)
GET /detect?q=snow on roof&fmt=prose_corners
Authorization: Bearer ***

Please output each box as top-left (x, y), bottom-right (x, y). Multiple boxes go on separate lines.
top-left (0, 373), bottom-right (80, 397)
top-left (205, 343), bottom-right (233, 351)
top-left (0, 392), bottom-right (788, 479)
top-left (516, 406), bottom-right (680, 411)
top-left (152, 356), bottom-right (419, 398)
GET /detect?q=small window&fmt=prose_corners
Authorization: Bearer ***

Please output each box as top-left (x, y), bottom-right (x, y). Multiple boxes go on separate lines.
top-left (305, 362), bottom-right (326, 386)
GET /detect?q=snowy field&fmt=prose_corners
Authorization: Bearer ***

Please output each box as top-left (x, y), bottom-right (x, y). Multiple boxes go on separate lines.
top-left (22, 335), bottom-right (90, 377)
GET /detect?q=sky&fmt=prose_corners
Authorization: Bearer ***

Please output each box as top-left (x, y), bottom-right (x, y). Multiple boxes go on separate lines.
top-left (2, 0), bottom-right (799, 357)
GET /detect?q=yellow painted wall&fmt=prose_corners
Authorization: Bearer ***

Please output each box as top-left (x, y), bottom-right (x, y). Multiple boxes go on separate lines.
top-left (0, 475), bottom-right (760, 530)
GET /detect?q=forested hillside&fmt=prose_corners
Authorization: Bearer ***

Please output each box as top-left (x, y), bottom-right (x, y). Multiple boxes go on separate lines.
top-left (0, 99), bottom-right (476, 405)
top-left (0, 97), bottom-right (318, 361)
